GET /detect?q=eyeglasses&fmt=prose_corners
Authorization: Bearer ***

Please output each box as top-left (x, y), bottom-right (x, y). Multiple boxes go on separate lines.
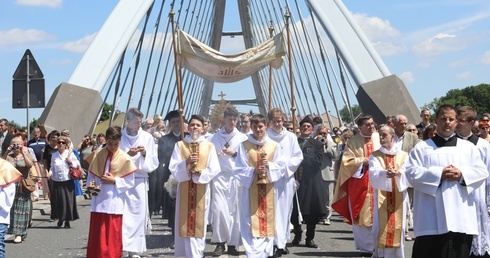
top-left (58, 141), bottom-right (66, 144)
top-left (319, 132), bottom-right (328, 135)
top-left (407, 128), bottom-right (417, 132)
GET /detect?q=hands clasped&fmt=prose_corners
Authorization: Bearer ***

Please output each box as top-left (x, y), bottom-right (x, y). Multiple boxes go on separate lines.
top-left (441, 165), bottom-right (462, 181)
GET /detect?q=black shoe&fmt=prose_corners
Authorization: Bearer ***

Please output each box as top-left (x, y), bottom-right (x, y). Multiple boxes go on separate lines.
top-left (305, 239), bottom-right (318, 248)
top-left (56, 220), bottom-right (63, 228)
top-left (292, 235), bottom-right (301, 246)
top-left (281, 247), bottom-right (289, 254)
top-left (213, 244), bottom-right (225, 256)
top-left (64, 221), bottom-right (71, 229)
top-left (274, 247), bottom-right (283, 257)
top-left (227, 245), bottom-right (239, 256)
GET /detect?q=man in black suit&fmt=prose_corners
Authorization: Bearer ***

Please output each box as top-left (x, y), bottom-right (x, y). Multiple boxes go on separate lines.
top-left (291, 116), bottom-right (325, 249)
top-left (0, 119), bottom-right (14, 157)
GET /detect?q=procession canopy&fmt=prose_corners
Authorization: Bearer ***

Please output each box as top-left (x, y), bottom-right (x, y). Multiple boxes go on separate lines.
top-left (177, 29), bottom-right (286, 83)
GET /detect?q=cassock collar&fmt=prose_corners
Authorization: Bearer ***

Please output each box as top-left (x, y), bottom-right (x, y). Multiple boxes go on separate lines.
top-left (220, 126), bottom-right (239, 137)
top-left (457, 133), bottom-right (479, 146)
top-left (267, 127), bottom-right (287, 142)
top-left (183, 135), bottom-right (206, 144)
top-left (247, 134), bottom-right (270, 146)
top-left (359, 132), bottom-right (373, 138)
top-left (172, 131), bottom-right (181, 137)
top-left (379, 145), bottom-right (400, 156)
top-left (432, 133), bottom-right (457, 147)
top-left (123, 127), bottom-right (143, 139)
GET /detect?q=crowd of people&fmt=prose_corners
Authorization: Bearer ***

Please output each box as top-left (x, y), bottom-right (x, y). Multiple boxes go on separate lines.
top-left (1, 104), bottom-right (490, 258)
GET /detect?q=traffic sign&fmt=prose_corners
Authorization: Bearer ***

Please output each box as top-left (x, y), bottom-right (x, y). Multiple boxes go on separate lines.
top-left (12, 49), bottom-right (45, 109)
top-left (13, 49), bottom-right (44, 79)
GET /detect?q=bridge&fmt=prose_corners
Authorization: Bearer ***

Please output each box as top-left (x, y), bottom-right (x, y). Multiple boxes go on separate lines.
top-left (37, 0), bottom-right (419, 142)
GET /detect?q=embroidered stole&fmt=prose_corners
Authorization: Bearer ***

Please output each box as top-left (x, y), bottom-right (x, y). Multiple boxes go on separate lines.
top-left (375, 153), bottom-right (404, 248)
top-left (244, 141), bottom-right (276, 237)
top-left (177, 141), bottom-right (213, 238)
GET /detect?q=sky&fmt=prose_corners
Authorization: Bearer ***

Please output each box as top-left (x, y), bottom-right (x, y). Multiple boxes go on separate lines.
top-left (1, 0), bottom-right (489, 127)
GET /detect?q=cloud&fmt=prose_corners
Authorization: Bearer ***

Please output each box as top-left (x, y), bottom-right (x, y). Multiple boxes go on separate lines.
top-left (412, 33), bottom-right (466, 55)
top-left (0, 28), bottom-right (56, 48)
top-left (351, 13), bottom-right (400, 40)
top-left (399, 71), bottom-right (414, 84)
top-left (60, 33), bottom-right (96, 53)
top-left (16, 0), bottom-right (62, 8)
top-left (456, 71), bottom-right (473, 79)
top-left (372, 41), bottom-right (406, 56)
top-left (481, 51), bottom-right (490, 65)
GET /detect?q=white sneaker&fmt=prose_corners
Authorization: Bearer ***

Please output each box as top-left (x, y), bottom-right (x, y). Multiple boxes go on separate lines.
top-left (128, 252), bottom-right (141, 258)
top-left (14, 235), bottom-right (22, 243)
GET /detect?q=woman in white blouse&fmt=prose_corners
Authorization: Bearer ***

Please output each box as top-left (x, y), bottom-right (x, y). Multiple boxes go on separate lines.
top-left (49, 136), bottom-right (80, 228)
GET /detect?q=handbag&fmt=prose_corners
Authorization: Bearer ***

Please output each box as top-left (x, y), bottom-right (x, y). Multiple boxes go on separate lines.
top-left (66, 150), bottom-right (83, 180)
top-left (69, 167), bottom-right (83, 180)
top-left (21, 177), bottom-right (36, 193)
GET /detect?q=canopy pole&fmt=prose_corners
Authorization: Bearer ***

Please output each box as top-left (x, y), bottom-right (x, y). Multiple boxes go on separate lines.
top-left (170, 10), bottom-right (185, 140)
top-left (285, 12), bottom-right (296, 133)
top-left (268, 21), bottom-right (274, 111)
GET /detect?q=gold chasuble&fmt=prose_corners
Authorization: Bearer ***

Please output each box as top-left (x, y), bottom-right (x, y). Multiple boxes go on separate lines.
top-left (372, 150), bottom-right (408, 248)
top-left (243, 141), bottom-right (276, 238)
top-left (177, 141), bottom-right (213, 238)
top-left (0, 159), bottom-right (22, 186)
top-left (87, 148), bottom-right (137, 178)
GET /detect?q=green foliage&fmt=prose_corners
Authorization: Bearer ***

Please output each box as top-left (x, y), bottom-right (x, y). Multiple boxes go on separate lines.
top-left (99, 103), bottom-right (114, 122)
top-left (9, 120), bottom-right (26, 131)
top-left (421, 83), bottom-right (490, 116)
top-left (29, 117), bottom-right (38, 131)
top-left (339, 104), bottom-right (361, 123)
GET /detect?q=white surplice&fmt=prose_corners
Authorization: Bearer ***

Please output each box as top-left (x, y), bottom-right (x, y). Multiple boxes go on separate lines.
top-left (209, 127), bottom-right (247, 246)
top-left (120, 128), bottom-right (159, 253)
top-left (405, 137), bottom-right (488, 238)
top-left (266, 127), bottom-right (303, 249)
top-left (234, 134), bottom-right (285, 258)
top-left (369, 146), bottom-right (410, 258)
top-left (169, 135), bottom-right (220, 258)
top-left (459, 135), bottom-right (490, 256)
top-left (87, 159), bottom-right (135, 215)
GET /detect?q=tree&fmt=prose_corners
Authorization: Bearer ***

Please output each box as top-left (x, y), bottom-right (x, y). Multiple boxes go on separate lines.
top-left (99, 103), bottom-right (114, 122)
top-left (421, 83), bottom-right (490, 116)
top-left (339, 104), bottom-right (361, 123)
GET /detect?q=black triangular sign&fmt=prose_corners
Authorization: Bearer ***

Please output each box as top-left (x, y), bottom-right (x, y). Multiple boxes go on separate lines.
top-left (12, 49), bottom-right (44, 80)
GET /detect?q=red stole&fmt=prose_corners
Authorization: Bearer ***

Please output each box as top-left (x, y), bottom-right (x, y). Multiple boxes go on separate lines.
top-left (346, 136), bottom-right (374, 226)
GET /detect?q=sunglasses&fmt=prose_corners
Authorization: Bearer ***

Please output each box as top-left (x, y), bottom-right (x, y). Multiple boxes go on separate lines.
top-left (58, 141), bottom-right (66, 144)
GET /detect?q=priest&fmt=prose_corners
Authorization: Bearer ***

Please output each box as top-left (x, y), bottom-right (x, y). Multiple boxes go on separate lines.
top-left (332, 114), bottom-right (380, 255)
top-left (369, 124), bottom-right (410, 258)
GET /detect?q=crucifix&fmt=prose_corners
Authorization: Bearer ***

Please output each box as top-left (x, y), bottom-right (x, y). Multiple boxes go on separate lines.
top-left (218, 91), bottom-right (226, 100)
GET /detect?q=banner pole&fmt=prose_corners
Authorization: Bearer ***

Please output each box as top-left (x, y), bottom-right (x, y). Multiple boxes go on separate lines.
top-left (268, 22), bottom-right (274, 111)
top-left (170, 10), bottom-right (185, 140)
top-left (285, 12), bottom-right (296, 133)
